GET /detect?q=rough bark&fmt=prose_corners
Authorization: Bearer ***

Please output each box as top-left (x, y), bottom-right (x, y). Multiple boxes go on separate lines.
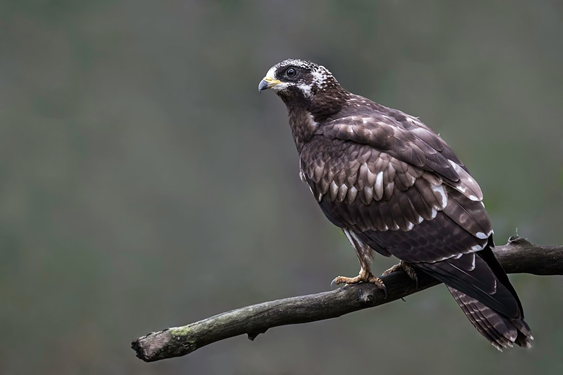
top-left (132, 236), bottom-right (563, 362)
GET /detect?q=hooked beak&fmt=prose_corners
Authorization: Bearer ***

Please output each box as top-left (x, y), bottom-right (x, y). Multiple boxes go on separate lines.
top-left (258, 77), bottom-right (282, 93)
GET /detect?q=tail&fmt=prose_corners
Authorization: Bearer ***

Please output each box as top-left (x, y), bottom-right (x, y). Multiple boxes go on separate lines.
top-left (417, 246), bottom-right (533, 350)
top-left (447, 287), bottom-right (532, 350)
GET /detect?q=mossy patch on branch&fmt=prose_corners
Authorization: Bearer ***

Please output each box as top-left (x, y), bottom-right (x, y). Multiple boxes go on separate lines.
top-left (169, 326), bottom-right (191, 337)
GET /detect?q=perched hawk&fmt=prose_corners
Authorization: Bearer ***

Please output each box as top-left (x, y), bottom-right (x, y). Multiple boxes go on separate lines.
top-left (258, 59), bottom-right (532, 350)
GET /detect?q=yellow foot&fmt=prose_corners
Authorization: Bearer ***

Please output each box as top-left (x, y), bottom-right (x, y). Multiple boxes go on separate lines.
top-left (382, 261), bottom-right (418, 288)
top-left (331, 272), bottom-right (387, 298)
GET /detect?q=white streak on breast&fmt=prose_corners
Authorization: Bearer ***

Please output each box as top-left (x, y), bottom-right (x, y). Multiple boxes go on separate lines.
top-left (347, 186), bottom-right (358, 204)
top-left (337, 184), bottom-right (348, 202)
top-left (364, 186), bottom-right (373, 202)
top-left (329, 181), bottom-right (339, 200)
top-left (364, 163), bottom-right (377, 186)
top-left (374, 171), bottom-right (384, 200)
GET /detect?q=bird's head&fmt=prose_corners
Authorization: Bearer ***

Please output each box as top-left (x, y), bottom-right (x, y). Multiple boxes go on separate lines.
top-left (258, 59), bottom-right (347, 115)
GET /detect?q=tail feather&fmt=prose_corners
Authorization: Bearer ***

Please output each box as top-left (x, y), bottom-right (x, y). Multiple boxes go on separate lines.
top-left (448, 287), bottom-right (533, 350)
top-left (416, 246), bottom-right (533, 350)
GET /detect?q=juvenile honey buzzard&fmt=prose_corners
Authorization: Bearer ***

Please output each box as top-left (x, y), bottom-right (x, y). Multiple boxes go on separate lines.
top-left (258, 59), bottom-right (533, 350)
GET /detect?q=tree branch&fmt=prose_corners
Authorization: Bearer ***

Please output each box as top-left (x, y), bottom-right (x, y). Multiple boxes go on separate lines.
top-left (131, 236), bottom-right (563, 362)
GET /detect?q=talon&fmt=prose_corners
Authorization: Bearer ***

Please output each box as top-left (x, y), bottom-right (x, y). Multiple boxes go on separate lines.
top-left (383, 261), bottom-right (419, 289)
top-left (330, 277), bottom-right (342, 289)
top-left (367, 275), bottom-right (387, 299)
top-left (382, 263), bottom-right (401, 277)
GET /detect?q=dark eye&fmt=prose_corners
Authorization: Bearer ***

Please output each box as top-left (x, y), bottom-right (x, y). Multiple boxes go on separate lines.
top-left (285, 68), bottom-right (297, 79)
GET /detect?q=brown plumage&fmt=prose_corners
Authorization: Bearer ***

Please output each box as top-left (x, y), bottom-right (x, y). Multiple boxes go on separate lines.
top-left (258, 59), bottom-right (532, 350)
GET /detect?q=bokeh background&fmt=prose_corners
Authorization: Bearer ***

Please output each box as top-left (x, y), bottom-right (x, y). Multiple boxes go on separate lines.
top-left (1, 1), bottom-right (562, 374)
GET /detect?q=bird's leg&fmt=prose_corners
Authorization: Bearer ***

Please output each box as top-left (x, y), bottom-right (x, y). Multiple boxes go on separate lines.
top-left (332, 230), bottom-right (387, 297)
top-left (382, 261), bottom-right (418, 288)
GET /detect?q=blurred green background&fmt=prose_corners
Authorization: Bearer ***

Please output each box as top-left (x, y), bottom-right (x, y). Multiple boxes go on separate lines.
top-left (1, 1), bottom-right (562, 374)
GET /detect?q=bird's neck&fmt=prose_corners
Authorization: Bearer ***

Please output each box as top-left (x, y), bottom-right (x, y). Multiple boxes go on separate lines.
top-left (284, 86), bottom-right (349, 153)
top-left (287, 106), bottom-right (319, 153)
top-left (309, 86), bottom-right (349, 123)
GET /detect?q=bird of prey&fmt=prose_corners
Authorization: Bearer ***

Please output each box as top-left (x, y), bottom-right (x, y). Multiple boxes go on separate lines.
top-left (258, 59), bottom-right (532, 350)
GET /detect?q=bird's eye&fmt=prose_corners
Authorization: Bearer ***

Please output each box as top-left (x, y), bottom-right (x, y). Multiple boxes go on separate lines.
top-left (285, 68), bottom-right (297, 79)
